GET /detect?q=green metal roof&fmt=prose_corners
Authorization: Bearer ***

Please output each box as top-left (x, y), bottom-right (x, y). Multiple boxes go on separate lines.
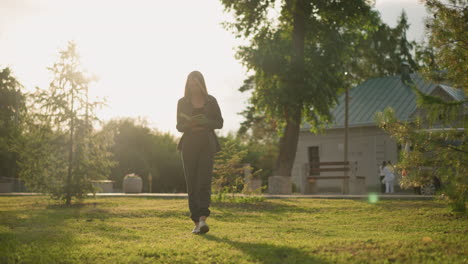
top-left (302, 74), bottom-right (465, 130)
top-left (438, 84), bottom-right (465, 101)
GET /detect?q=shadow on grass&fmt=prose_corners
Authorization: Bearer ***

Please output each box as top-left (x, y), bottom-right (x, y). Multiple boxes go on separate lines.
top-left (0, 203), bottom-right (87, 263)
top-left (95, 196), bottom-right (187, 200)
top-left (210, 200), bottom-right (321, 222)
top-left (201, 234), bottom-right (330, 264)
top-left (373, 200), bottom-right (447, 210)
top-left (213, 200), bottom-right (318, 212)
top-left (0, 198), bottom-right (146, 263)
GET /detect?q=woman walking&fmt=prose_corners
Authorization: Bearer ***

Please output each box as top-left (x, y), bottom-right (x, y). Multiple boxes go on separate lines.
top-left (176, 71), bottom-right (223, 234)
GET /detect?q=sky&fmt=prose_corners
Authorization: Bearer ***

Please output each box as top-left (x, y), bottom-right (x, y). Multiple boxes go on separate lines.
top-left (0, 0), bottom-right (428, 136)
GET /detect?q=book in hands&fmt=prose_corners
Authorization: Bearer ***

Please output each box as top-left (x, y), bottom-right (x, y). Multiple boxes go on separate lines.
top-left (179, 113), bottom-right (209, 125)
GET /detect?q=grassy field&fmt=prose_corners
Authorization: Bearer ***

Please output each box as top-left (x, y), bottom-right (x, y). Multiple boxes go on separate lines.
top-left (0, 196), bottom-right (466, 264)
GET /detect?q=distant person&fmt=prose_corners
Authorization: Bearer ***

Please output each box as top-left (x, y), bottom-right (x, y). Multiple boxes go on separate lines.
top-left (379, 161), bottom-right (386, 193)
top-left (176, 71), bottom-right (223, 234)
top-left (387, 161), bottom-right (394, 174)
top-left (382, 161), bottom-right (395, 194)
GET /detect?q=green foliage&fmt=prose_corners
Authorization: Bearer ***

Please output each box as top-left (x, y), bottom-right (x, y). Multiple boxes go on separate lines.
top-left (394, 10), bottom-right (418, 70)
top-left (212, 138), bottom-right (248, 195)
top-left (228, 1), bottom-right (419, 128)
top-left (101, 118), bottom-right (185, 193)
top-left (413, 0), bottom-right (467, 133)
top-left (233, 8), bottom-right (423, 183)
top-left (350, 10), bottom-right (419, 85)
top-left (222, 1), bottom-right (422, 177)
top-left (15, 41), bottom-right (113, 204)
top-left (237, 78), bottom-right (280, 141)
top-left (420, 0), bottom-right (467, 90)
top-left (236, 7), bottom-right (423, 137)
top-left (377, 0), bottom-right (468, 213)
top-left (237, 137), bottom-right (276, 190)
top-left (233, 3), bottom-right (372, 127)
top-left (0, 68), bottom-right (25, 180)
top-left (376, 108), bottom-right (467, 213)
top-left (243, 141), bottom-right (277, 182)
top-left (14, 118), bottom-right (66, 193)
top-left (411, 85), bottom-right (467, 127)
top-left (220, 0), bottom-right (277, 39)
top-left (213, 134), bottom-right (273, 198)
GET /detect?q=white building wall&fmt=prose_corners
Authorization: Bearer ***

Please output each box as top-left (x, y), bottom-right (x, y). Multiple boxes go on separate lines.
top-left (292, 126), bottom-right (399, 194)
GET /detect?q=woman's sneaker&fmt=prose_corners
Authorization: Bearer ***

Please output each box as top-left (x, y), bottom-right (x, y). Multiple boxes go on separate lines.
top-left (198, 221), bottom-right (209, 234)
top-left (192, 223), bottom-right (200, 234)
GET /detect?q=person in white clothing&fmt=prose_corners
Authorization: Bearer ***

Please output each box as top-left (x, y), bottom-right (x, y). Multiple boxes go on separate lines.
top-left (382, 162), bottom-right (395, 193)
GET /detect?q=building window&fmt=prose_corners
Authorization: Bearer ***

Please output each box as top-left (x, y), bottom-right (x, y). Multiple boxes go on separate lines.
top-left (308, 146), bottom-right (320, 176)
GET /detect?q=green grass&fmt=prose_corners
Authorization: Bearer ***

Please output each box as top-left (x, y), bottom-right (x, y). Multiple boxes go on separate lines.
top-left (0, 196), bottom-right (466, 264)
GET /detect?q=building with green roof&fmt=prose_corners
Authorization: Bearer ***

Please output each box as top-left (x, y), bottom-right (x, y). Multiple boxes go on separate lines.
top-left (291, 72), bottom-right (465, 194)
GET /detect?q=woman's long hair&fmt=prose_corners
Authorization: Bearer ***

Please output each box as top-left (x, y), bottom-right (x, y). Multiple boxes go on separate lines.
top-left (184, 71), bottom-right (208, 98)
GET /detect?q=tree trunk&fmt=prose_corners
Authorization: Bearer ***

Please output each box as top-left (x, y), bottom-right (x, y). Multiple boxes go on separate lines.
top-left (66, 85), bottom-right (75, 205)
top-left (273, 108), bottom-right (302, 176)
top-left (273, 0), bottom-right (308, 177)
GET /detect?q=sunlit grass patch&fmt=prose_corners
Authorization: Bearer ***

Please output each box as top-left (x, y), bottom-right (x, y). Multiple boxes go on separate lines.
top-left (0, 196), bottom-right (466, 264)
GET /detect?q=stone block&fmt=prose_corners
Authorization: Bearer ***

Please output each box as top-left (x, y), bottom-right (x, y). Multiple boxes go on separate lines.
top-left (268, 176), bottom-right (292, 194)
top-left (123, 174), bottom-right (143, 193)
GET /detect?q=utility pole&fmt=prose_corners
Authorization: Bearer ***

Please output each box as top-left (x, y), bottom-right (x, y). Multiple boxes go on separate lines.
top-left (343, 82), bottom-right (350, 194)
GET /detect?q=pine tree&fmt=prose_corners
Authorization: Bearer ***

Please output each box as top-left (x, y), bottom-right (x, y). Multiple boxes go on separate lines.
top-left (17, 41), bottom-right (113, 205)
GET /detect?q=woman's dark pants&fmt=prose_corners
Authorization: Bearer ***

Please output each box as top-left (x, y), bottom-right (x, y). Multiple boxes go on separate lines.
top-left (181, 132), bottom-right (214, 223)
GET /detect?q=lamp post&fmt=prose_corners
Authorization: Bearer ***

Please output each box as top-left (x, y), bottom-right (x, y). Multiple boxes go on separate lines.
top-left (344, 72), bottom-right (349, 194)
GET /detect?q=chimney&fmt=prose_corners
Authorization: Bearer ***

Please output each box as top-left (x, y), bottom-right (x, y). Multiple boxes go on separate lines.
top-left (401, 61), bottom-right (412, 84)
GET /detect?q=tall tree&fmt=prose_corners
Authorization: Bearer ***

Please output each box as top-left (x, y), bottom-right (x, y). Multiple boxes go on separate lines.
top-left (346, 9), bottom-right (419, 85)
top-left (221, 0), bottom-right (375, 182)
top-left (237, 9), bottom-right (420, 144)
top-left (18, 41), bottom-right (112, 205)
top-left (394, 10), bottom-right (418, 71)
top-left (0, 68), bottom-right (25, 181)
